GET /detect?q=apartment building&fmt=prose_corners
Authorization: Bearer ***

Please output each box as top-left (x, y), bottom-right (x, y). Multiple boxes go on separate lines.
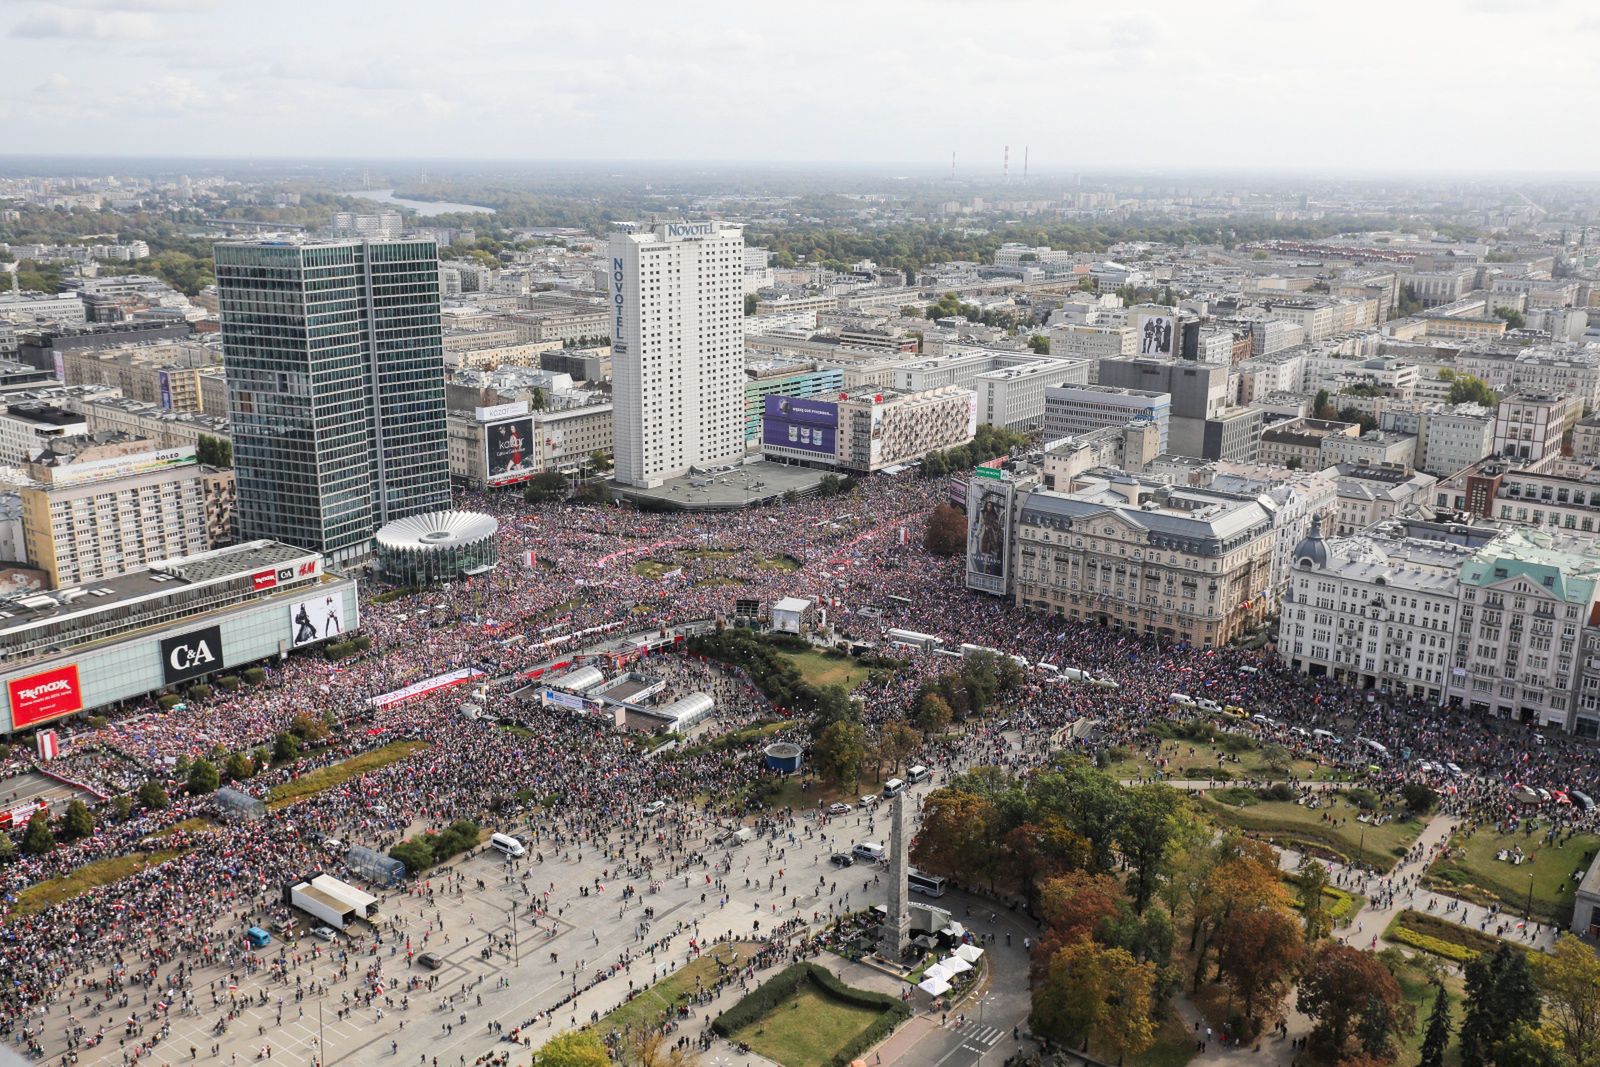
top-left (1042, 385), bottom-right (1171, 451)
top-left (1494, 394), bottom-right (1572, 472)
top-left (1258, 417), bottom-right (1359, 469)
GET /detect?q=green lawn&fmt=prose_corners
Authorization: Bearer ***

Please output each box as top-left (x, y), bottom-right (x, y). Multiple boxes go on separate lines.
top-left (1199, 794), bottom-right (1428, 872)
top-left (779, 649), bottom-right (871, 692)
top-left (683, 548), bottom-right (740, 561)
top-left (695, 576), bottom-right (744, 588)
top-left (597, 942), bottom-right (754, 1038)
top-left (1106, 742), bottom-right (1330, 784)
top-left (1387, 950), bottom-right (1463, 1067)
top-left (147, 816), bottom-right (219, 839)
top-left (630, 559), bottom-right (676, 579)
top-left (755, 554), bottom-right (802, 572)
top-left (12, 849), bottom-right (186, 916)
top-left (1425, 826), bottom-right (1600, 926)
top-left (731, 985), bottom-right (883, 1067)
top-left (266, 740), bottom-right (429, 810)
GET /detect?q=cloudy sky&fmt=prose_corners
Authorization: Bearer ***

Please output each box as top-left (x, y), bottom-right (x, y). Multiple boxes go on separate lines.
top-left (4, 0), bottom-right (1597, 173)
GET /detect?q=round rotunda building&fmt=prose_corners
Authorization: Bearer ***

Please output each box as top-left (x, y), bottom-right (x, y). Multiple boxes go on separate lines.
top-left (374, 511), bottom-right (499, 586)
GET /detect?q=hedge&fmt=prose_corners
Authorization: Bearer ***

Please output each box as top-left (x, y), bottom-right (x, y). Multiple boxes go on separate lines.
top-left (1388, 925), bottom-right (1474, 963)
top-left (241, 667), bottom-right (267, 685)
top-left (1388, 909), bottom-right (1513, 962)
top-left (710, 963), bottom-right (910, 1067)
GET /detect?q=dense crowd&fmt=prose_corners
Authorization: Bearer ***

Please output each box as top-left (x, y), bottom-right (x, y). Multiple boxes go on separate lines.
top-left (3, 472), bottom-right (1597, 1063)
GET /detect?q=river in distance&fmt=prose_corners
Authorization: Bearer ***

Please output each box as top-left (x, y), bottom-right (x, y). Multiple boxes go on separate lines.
top-left (345, 189), bottom-right (495, 216)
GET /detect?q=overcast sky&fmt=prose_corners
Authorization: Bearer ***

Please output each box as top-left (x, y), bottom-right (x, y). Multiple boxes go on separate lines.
top-left (4, 0), bottom-right (1598, 174)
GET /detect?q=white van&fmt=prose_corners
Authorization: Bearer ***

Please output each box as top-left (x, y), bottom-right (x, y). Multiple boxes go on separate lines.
top-left (906, 765), bottom-right (931, 785)
top-left (1169, 693), bottom-right (1197, 708)
top-left (490, 833), bottom-right (526, 859)
top-left (643, 801), bottom-right (667, 817)
top-left (852, 842), bottom-right (885, 863)
top-left (1312, 728), bottom-right (1337, 741)
top-left (882, 778), bottom-right (906, 798)
top-left (1362, 739), bottom-right (1389, 758)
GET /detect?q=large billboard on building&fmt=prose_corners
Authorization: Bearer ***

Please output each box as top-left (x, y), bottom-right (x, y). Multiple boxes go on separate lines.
top-left (160, 624), bottom-right (223, 686)
top-left (42, 447), bottom-right (194, 488)
top-left (290, 595), bottom-right (346, 648)
top-left (8, 664), bottom-right (83, 729)
top-left (762, 395), bottom-right (837, 457)
top-left (1139, 313), bottom-right (1176, 357)
top-left (965, 478), bottom-right (1013, 596)
top-left (485, 417), bottom-right (536, 486)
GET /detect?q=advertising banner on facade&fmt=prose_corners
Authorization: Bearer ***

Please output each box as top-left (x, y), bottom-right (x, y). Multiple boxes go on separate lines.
top-left (160, 624), bottom-right (224, 685)
top-left (8, 664), bottom-right (83, 729)
top-left (1139, 313), bottom-right (1176, 357)
top-left (290, 595), bottom-right (345, 648)
top-left (965, 478), bottom-right (1013, 596)
top-left (485, 417), bottom-right (536, 486)
top-left (761, 395), bottom-right (837, 457)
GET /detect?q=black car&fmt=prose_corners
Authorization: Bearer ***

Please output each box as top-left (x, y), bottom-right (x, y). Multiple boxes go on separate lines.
top-left (416, 951), bottom-right (443, 970)
top-left (829, 852), bottom-right (855, 868)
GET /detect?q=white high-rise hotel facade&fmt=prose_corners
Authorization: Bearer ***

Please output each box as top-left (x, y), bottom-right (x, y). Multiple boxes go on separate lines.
top-left (608, 222), bottom-right (745, 488)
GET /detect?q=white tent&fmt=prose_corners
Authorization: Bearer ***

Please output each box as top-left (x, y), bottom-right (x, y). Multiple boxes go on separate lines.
top-left (953, 944), bottom-right (984, 964)
top-left (922, 962), bottom-right (955, 983)
top-left (942, 956), bottom-right (973, 975)
top-left (917, 976), bottom-right (952, 997)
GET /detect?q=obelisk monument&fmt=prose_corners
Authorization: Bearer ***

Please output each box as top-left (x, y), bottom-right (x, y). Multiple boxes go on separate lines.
top-left (879, 790), bottom-right (911, 961)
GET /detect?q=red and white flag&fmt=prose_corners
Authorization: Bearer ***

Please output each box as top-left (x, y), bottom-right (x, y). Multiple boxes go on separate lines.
top-left (36, 730), bottom-right (59, 761)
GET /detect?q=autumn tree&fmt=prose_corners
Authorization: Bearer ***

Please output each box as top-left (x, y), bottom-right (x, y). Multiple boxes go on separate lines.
top-left (914, 692), bottom-right (953, 735)
top-left (1190, 834), bottom-right (1285, 991)
top-left (813, 720), bottom-right (867, 789)
top-left (1216, 905), bottom-right (1303, 1034)
top-left (1031, 938), bottom-right (1157, 1061)
top-left (1001, 815), bottom-right (1093, 911)
top-left (911, 788), bottom-right (998, 886)
top-left (1532, 934), bottom-right (1600, 1067)
top-left (1038, 871), bottom-right (1124, 953)
top-left (1298, 944), bottom-right (1413, 1063)
top-left (923, 503), bottom-right (967, 557)
top-left (533, 1030), bottom-right (611, 1067)
top-left (879, 720), bottom-right (922, 775)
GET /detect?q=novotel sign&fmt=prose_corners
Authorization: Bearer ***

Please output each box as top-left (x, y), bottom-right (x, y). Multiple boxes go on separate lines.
top-left (612, 258), bottom-right (626, 341)
top-left (663, 222), bottom-right (715, 238)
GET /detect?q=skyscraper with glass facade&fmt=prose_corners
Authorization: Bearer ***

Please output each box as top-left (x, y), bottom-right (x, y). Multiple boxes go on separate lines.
top-left (215, 238), bottom-right (450, 567)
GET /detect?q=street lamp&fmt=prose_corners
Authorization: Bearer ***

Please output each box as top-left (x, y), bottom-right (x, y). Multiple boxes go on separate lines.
top-left (1527, 871), bottom-right (1536, 928)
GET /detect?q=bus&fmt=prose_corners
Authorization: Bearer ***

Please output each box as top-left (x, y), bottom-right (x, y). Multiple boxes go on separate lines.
top-left (885, 594), bottom-right (913, 608)
top-left (907, 869), bottom-right (947, 898)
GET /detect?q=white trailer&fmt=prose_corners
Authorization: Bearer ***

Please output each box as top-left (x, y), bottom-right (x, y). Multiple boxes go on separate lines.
top-left (289, 881), bottom-right (357, 930)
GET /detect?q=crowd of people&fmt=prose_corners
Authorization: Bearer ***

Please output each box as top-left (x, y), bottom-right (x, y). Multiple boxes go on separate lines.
top-left (2, 471), bottom-right (1597, 1065)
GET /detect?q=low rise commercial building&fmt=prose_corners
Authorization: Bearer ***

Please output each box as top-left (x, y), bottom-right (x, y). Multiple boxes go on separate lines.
top-left (1258, 417), bottom-right (1360, 469)
top-left (0, 403), bottom-right (87, 465)
top-left (1494, 394), bottom-right (1572, 472)
top-left (1320, 430), bottom-right (1419, 470)
top-left (445, 400), bottom-right (614, 489)
top-left (1042, 385), bottom-right (1171, 452)
top-left (1332, 464), bottom-right (1439, 534)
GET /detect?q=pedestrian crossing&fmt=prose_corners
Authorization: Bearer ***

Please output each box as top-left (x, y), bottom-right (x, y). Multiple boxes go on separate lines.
top-left (957, 1022), bottom-right (1005, 1047)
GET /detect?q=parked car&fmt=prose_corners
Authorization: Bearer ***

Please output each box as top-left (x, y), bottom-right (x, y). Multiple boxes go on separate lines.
top-left (311, 926), bottom-right (337, 942)
top-left (829, 852), bottom-right (855, 868)
top-left (827, 802), bottom-right (852, 816)
top-left (417, 951), bottom-right (443, 970)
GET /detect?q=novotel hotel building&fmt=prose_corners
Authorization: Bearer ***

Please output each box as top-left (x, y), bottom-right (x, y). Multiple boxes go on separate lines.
top-left (0, 540), bottom-right (358, 734)
top-left (608, 222), bottom-right (746, 488)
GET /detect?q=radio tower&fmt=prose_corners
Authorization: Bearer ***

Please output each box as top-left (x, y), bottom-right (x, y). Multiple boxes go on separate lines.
top-left (1023, 146), bottom-right (1029, 185)
top-left (1003, 145), bottom-right (1010, 185)
top-left (951, 150), bottom-right (956, 180)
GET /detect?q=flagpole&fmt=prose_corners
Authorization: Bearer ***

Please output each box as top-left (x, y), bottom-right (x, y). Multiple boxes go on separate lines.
top-left (319, 999), bottom-right (325, 1067)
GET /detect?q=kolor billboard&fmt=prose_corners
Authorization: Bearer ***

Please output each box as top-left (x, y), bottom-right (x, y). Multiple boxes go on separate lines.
top-left (485, 417), bottom-right (536, 486)
top-left (160, 624), bottom-right (224, 685)
top-left (762, 395), bottom-right (837, 457)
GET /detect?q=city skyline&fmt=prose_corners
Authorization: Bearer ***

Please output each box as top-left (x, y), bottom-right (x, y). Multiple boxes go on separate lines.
top-left (6, 0), bottom-right (1600, 173)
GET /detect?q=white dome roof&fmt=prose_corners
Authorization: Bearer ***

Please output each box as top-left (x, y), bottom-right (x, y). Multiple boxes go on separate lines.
top-left (375, 510), bottom-right (499, 551)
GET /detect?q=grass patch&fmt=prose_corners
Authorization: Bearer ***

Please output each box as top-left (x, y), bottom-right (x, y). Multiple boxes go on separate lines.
top-left (683, 548), bottom-right (740, 561)
top-left (1127, 1011), bottom-right (1197, 1067)
top-left (266, 740), bottom-right (428, 810)
top-left (1424, 826), bottom-right (1599, 926)
top-left (778, 649), bottom-right (872, 692)
top-left (1199, 794), bottom-right (1427, 872)
top-left (754, 554), bottom-right (802, 572)
top-left (1385, 948), bottom-right (1463, 1067)
top-left (630, 559), bottom-right (676, 579)
top-left (1385, 910), bottom-right (1514, 963)
top-left (1211, 787), bottom-right (1260, 808)
top-left (732, 985), bottom-right (882, 1067)
top-left (12, 850), bottom-right (185, 916)
top-left (148, 817), bottom-right (218, 839)
top-left (597, 942), bottom-right (755, 1038)
top-left (499, 723), bottom-right (535, 738)
top-left (696, 576), bottom-right (744, 588)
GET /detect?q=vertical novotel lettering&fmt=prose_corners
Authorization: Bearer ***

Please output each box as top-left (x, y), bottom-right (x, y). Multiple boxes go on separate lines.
top-left (612, 257), bottom-right (626, 342)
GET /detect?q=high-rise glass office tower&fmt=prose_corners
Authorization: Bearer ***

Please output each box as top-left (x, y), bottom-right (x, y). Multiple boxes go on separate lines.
top-left (215, 238), bottom-right (450, 567)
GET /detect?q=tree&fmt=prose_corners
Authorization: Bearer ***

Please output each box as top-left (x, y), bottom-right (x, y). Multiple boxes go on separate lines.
top-left (273, 732), bottom-right (300, 763)
top-left (633, 1030), bottom-right (697, 1067)
top-left (0, 831), bottom-right (14, 864)
top-left (1400, 781), bottom-right (1436, 814)
top-left (195, 433), bottom-right (232, 468)
top-left (21, 810), bottom-right (53, 855)
top-left (1031, 937), bottom-right (1157, 1060)
top-left (1116, 785), bottom-right (1181, 914)
top-left (137, 780), bottom-right (169, 809)
top-left (111, 795), bottom-right (133, 821)
top-left (1038, 870), bottom-right (1124, 947)
top-left (1030, 764), bottom-right (1128, 873)
top-left (1533, 934), bottom-right (1600, 1067)
top-left (574, 479), bottom-right (612, 505)
top-left (813, 720), bottom-right (866, 789)
top-left (1495, 1023), bottom-right (1572, 1067)
top-left (914, 692), bottom-right (953, 734)
top-left (880, 720), bottom-right (921, 774)
top-left (532, 1030), bottom-right (611, 1067)
top-left (1216, 905), bottom-right (1303, 1033)
top-left (744, 292), bottom-right (757, 316)
top-left (587, 449), bottom-right (612, 472)
top-left (186, 757), bottom-right (220, 795)
top-left (818, 473), bottom-right (845, 497)
top-left (61, 799), bottom-right (94, 842)
top-left (1461, 943), bottom-right (1542, 1067)
top-left (1027, 334), bottom-right (1050, 355)
top-left (1298, 943), bottom-right (1412, 1062)
top-left (1494, 305), bottom-right (1526, 330)
top-left (1293, 859), bottom-right (1332, 942)
top-left (524, 471), bottom-right (568, 503)
top-left (1420, 983), bottom-right (1453, 1067)
top-left (912, 788), bottom-right (998, 886)
top-left (530, 386), bottom-right (546, 410)
top-left (923, 504), bottom-right (967, 557)
top-left (1191, 834), bottom-right (1286, 991)
top-left (225, 751), bottom-right (256, 781)
top-left (389, 838), bottom-right (434, 874)
top-left (1446, 373), bottom-right (1499, 408)
top-left (290, 712), bottom-right (329, 742)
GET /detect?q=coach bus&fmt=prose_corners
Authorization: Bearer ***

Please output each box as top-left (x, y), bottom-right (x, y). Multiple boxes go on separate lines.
top-left (886, 629), bottom-right (942, 651)
top-left (907, 869), bottom-right (947, 897)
